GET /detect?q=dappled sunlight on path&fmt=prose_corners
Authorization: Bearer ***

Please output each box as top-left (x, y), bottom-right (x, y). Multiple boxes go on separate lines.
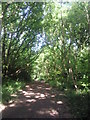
top-left (2, 81), bottom-right (72, 118)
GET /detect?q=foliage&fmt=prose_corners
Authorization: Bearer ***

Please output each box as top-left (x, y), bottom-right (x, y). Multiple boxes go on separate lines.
top-left (2, 2), bottom-right (44, 80)
top-left (32, 1), bottom-right (89, 90)
top-left (2, 78), bottom-right (26, 103)
top-left (1, 1), bottom-right (89, 118)
top-left (65, 89), bottom-right (89, 118)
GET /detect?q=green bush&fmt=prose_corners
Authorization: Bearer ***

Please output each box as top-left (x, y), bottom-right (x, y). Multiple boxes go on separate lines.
top-left (2, 79), bottom-right (26, 104)
top-left (65, 89), bottom-right (89, 118)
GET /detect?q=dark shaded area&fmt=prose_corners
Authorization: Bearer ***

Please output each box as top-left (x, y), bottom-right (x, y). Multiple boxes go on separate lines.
top-left (65, 90), bottom-right (89, 118)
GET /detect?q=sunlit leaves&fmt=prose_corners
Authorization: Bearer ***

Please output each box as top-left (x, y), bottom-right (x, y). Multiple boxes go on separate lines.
top-left (2, 2), bottom-right (44, 78)
top-left (31, 2), bottom-right (89, 93)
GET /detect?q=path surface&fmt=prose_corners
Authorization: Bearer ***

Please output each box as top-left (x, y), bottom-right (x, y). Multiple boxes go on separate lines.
top-left (2, 81), bottom-right (72, 118)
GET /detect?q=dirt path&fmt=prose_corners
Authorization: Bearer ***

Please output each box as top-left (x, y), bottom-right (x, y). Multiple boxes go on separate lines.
top-left (2, 81), bottom-right (72, 118)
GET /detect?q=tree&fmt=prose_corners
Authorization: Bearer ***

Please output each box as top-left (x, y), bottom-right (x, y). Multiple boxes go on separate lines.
top-left (2, 2), bottom-right (44, 80)
top-left (32, 1), bottom-right (89, 90)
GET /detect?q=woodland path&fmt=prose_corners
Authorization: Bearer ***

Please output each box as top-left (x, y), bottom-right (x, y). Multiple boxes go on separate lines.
top-left (2, 81), bottom-right (72, 118)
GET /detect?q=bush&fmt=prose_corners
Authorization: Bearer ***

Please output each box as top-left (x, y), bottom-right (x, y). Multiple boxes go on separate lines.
top-left (65, 89), bottom-right (89, 118)
top-left (2, 78), bottom-right (26, 104)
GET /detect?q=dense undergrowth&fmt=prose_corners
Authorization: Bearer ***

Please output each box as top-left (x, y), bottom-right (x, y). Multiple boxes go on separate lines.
top-left (65, 89), bottom-right (89, 118)
top-left (2, 79), bottom-right (26, 104)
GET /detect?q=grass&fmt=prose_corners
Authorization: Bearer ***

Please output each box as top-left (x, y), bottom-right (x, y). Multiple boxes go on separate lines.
top-left (2, 79), bottom-right (26, 104)
top-left (65, 89), bottom-right (89, 118)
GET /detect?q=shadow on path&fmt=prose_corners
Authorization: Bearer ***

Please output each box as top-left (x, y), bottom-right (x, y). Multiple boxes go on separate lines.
top-left (2, 81), bottom-right (72, 118)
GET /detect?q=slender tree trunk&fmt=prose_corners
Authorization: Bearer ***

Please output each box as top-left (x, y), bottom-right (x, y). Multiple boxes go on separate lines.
top-left (68, 61), bottom-right (77, 90)
top-left (2, 26), bottom-right (6, 77)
